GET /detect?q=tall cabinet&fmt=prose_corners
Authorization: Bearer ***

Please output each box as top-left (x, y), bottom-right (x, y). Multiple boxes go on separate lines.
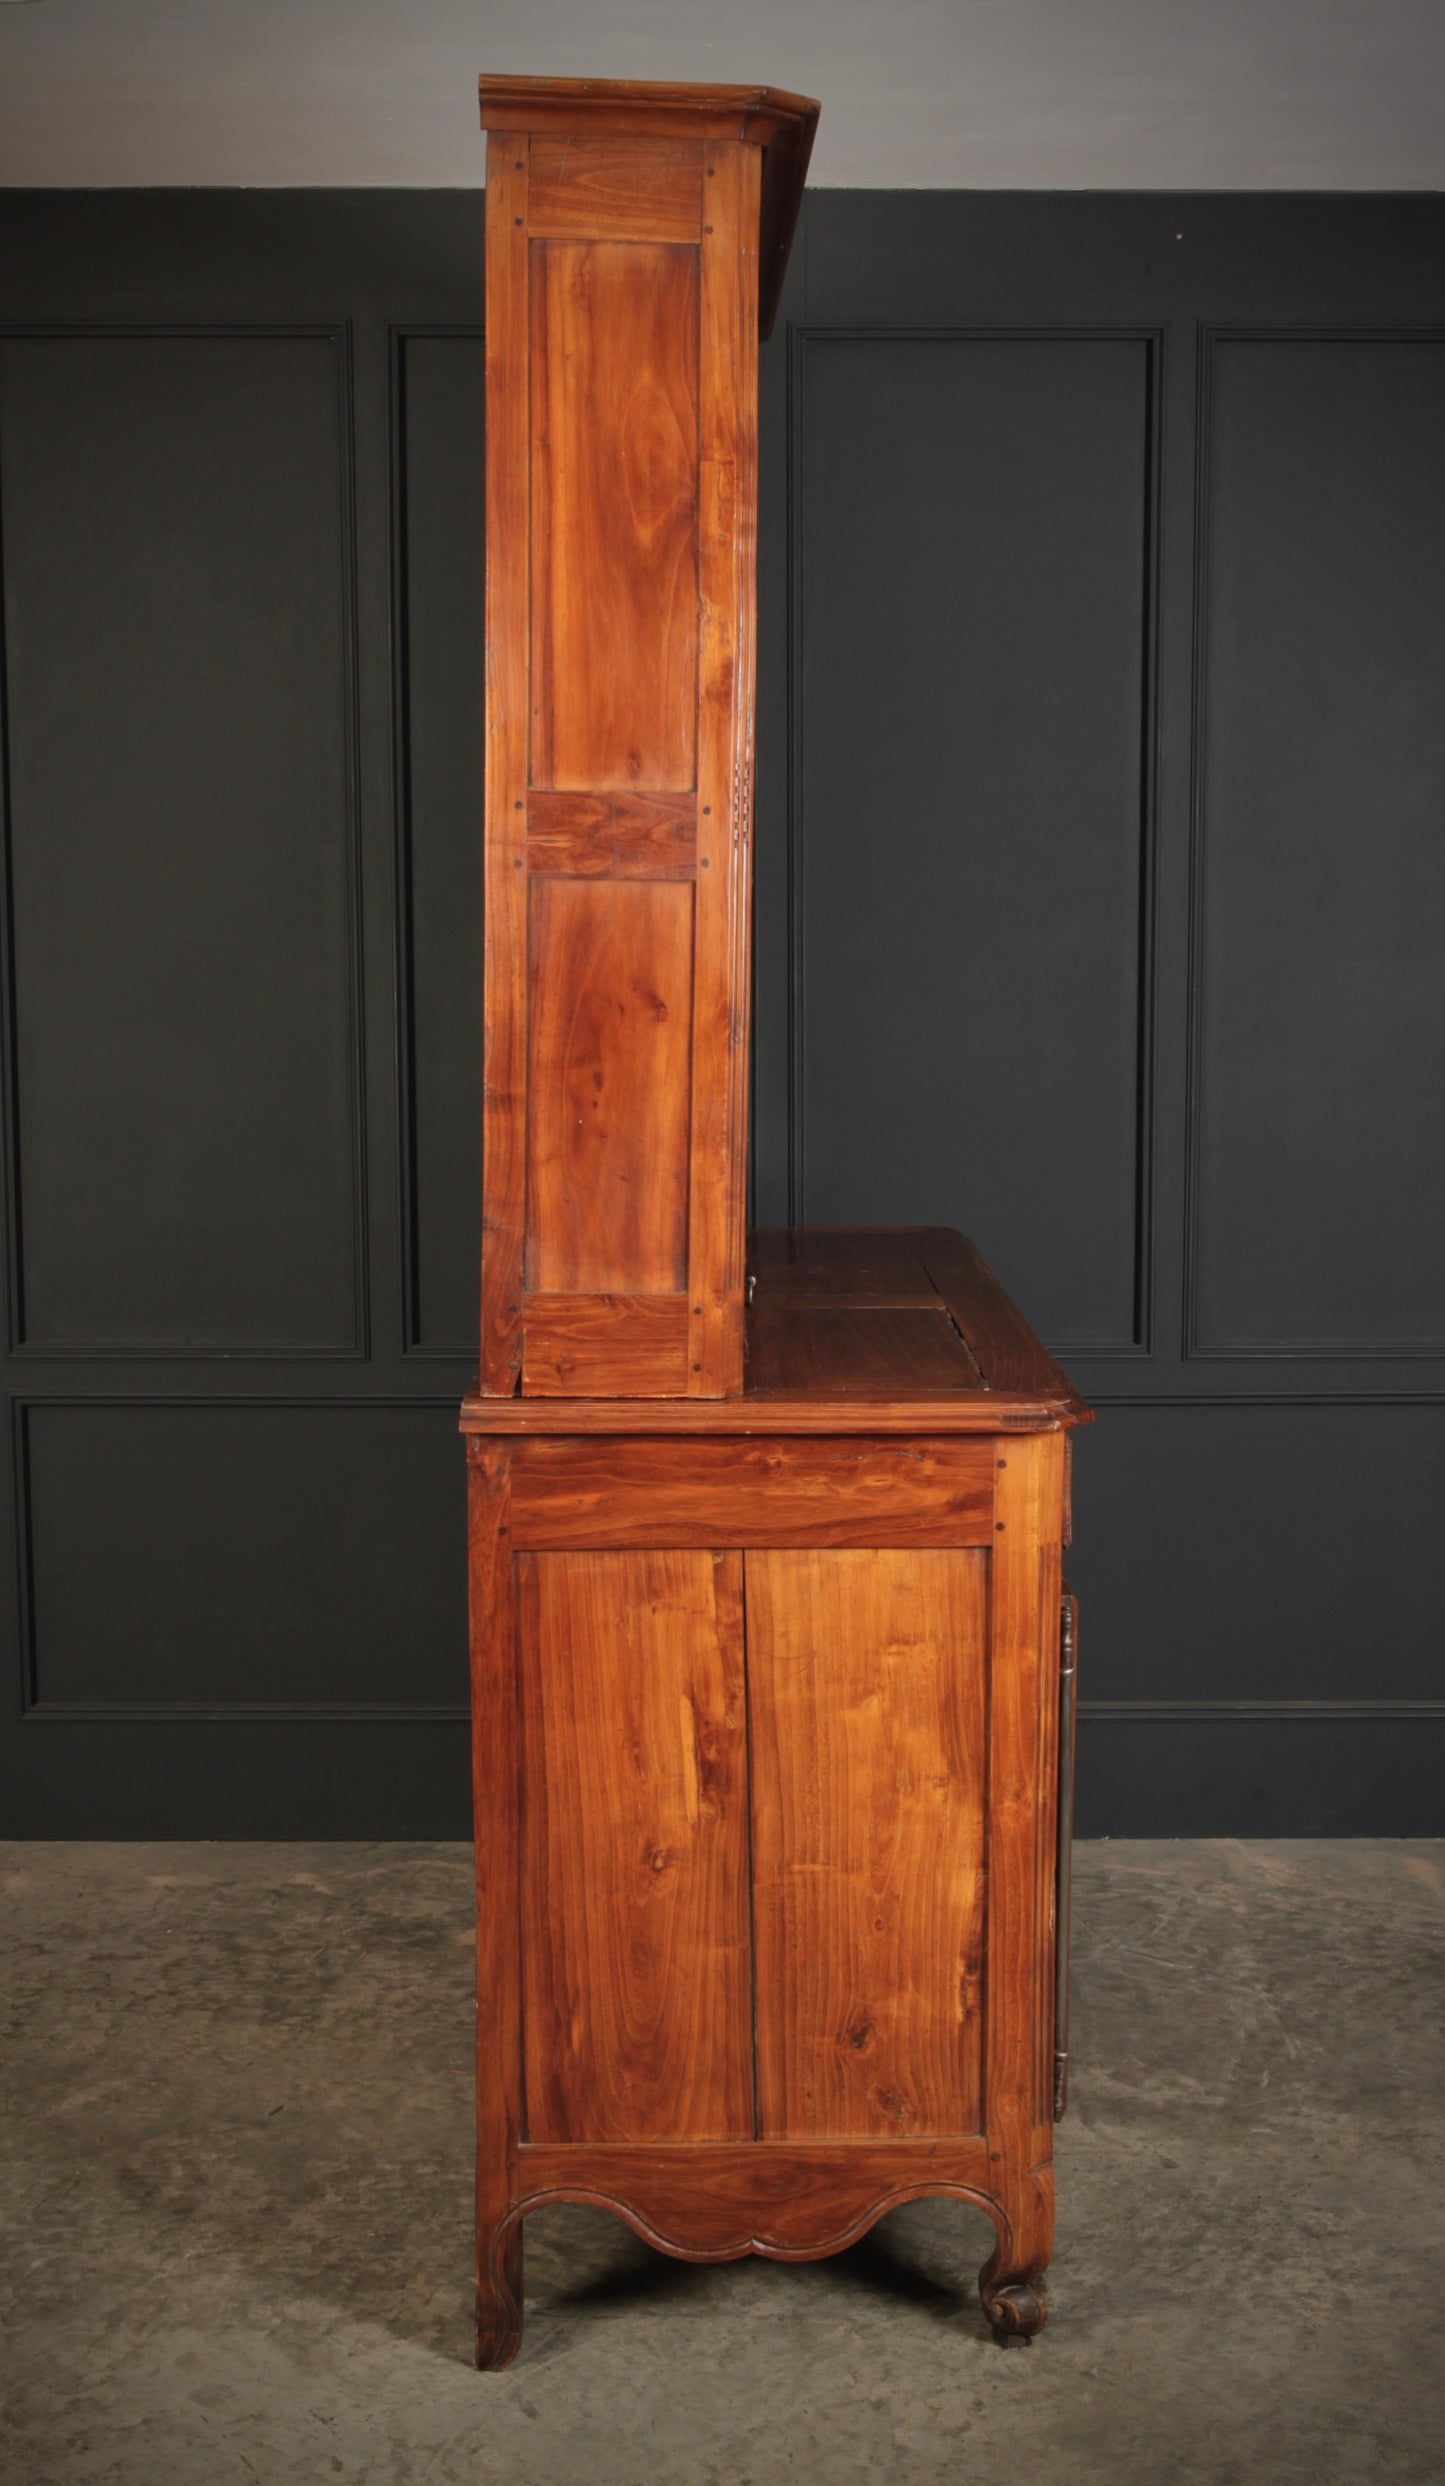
top-left (465, 76), bottom-right (1091, 2369)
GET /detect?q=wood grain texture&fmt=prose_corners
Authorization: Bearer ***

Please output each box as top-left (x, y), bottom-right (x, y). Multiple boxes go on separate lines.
top-left (466, 1233), bottom-right (1095, 1429)
top-left (747, 1304), bottom-right (984, 1398)
top-left (527, 135), bottom-right (703, 242)
top-left (984, 1433), bottom-right (1064, 2196)
top-left (748, 1547), bottom-right (988, 2139)
top-left (916, 1228), bottom-right (1091, 1419)
top-left (477, 76), bottom-right (819, 338)
top-left (529, 238), bottom-right (699, 792)
top-left (510, 2137), bottom-right (997, 2260)
top-left (520, 1293), bottom-right (690, 1396)
top-left (517, 1548), bottom-right (753, 2142)
top-left (467, 1444), bottom-right (523, 2366)
top-left (749, 1228), bottom-right (942, 1306)
top-left (686, 140), bottom-right (759, 1397)
top-left (524, 876), bottom-right (693, 1297)
top-left (526, 790), bottom-right (696, 879)
top-left (510, 1434), bottom-right (994, 1548)
top-left (477, 137), bottom-right (530, 1394)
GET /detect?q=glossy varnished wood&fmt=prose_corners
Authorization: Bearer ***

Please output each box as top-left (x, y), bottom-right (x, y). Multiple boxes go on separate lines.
top-left (509, 1434), bottom-right (994, 1548)
top-left (463, 1229), bottom-right (1093, 1434)
top-left (509, 2137), bottom-right (998, 2258)
top-left (747, 1548), bottom-right (988, 2139)
top-left (529, 235), bottom-right (699, 792)
top-left (524, 876), bottom-right (693, 1299)
top-left (516, 1547), bottom-right (753, 2143)
top-left (477, 139), bottom-right (530, 1395)
top-left (477, 84), bottom-right (810, 1396)
top-left (467, 1231), bottom-right (1086, 2362)
top-left (478, 80), bottom-right (819, 337)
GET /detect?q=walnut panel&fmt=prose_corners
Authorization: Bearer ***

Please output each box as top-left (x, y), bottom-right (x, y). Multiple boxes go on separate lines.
top-left (525, 876), bottom-right (694, 1295)
top-left (528, 238), bottom-right (700, 792)
top-left (518, 1547), bottom-right (753, 2142)
top-left (747, 1547), bottom-right (988, 2139)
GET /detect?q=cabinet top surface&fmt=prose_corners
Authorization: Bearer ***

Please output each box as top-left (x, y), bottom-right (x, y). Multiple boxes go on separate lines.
top-left (461, 1228), bottom-right (1093, 1436)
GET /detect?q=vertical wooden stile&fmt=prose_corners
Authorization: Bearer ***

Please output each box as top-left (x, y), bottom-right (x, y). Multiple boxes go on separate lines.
top-left (478, 138), bottom-right (530, 1395)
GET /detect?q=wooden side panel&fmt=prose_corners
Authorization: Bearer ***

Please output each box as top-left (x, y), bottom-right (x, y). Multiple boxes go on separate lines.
top-left (510, 1434), bottom-right (994, 1547)
top-left (518, 1548), bottom-right (753, 2141)
top-left (984, 1432), bottom-right (1066, 2175)
top-left (529, 239), bottom-right (699, 792)
top-left (478, 139), bottom-right (531, 1393)
top-left (747, 1547), bottom-right (988, 2139)
top-left (521, 1293), bottom-right (690, 1396)
top-left (526, 790), bottom-right (696, 879)
top-left (527, 135), bottom-right (704, 242)
top-left (686, 140), bottom-right (760, 1395)
top-left (525, 876), bottom-right (693, 1295)
top-left (467, 1443), bottom-right (523, 2363)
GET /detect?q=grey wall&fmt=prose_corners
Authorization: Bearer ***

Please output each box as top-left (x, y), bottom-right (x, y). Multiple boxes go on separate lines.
top-left (2, 189), bottom-right (1443, 1836)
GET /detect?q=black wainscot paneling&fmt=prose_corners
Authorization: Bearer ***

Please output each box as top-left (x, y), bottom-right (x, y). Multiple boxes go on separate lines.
top-left (791, 329), bottom-right (1155, 1356)
top-left (19, 1402), bottom-right (466, 1712)
top-left (1190, 332), bottom-right (1445, 1358)
top-left (392, 329), bottom-right (485, 1357)
top-left (0, 327), bottom-right (363, 1356)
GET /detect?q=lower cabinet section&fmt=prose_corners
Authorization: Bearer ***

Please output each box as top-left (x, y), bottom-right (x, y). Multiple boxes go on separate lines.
top-left (468, 1427), bottom-right (1068, 2366)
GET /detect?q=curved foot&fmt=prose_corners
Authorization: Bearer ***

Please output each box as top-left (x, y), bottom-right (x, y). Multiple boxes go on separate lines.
top-left (476, 2219), bottom-right (523, 2370)
top-left (979, 2266), bottom-right (1048, 2347)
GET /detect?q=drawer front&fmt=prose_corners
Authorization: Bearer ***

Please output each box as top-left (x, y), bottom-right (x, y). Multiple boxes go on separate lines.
top-left (509, 1435), bottom-right (995, 1549)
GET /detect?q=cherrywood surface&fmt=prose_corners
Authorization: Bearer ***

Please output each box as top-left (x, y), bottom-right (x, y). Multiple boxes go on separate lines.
top-left (508, 1434), bottom-right (994, 1548)
top-left (525, 789), bottom-right (696, 879)
top-left (476, 139), bottom-right (530, 1396)
top-left (464, 1229), bottom-right (1094, 1432)
top-left (477, 92), bottom-right (781, 1396)
top-left (524, 876), bottom-right (693, 1296)
top-left (519, 1293), bottom-right (690, 1397)
top-left (478, 77), bottom-right (819, 337)
top-left (747, 1548), bottom-right (987, 2138)
top-left (467, 1257), bottom-right (1080, 2359)
top-left (508, 2138), bottom-right (999, 2258)
top-left (686, 137), bottom-right (760, 1398)
top-left (516, 1547), bottom-right (753, 2144)
top-left (467, 1444), bottom-right (523, 2367)
top-left (530, 237), bottom-right (699, 792)
top-left (527, 134), bottom-right (703, 243)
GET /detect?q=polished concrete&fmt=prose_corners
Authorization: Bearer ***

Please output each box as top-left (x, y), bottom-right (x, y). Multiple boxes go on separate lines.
top-left (2, 1839), bottom-right (1441, 2485)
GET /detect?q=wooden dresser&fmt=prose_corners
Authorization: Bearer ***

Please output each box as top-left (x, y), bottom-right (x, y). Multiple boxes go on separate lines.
top-left (465, 77), bottom-right (1091, 2368)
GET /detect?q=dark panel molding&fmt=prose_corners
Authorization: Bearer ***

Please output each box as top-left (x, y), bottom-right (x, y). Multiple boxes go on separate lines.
top-left (390, 323), bottom-right (486, 1361)
top-left (0, 320), bottom-right (370, 1362)
top-left (784, 325), bottom-right (1162, 1359)
top-left (10, 1393), bottom-right (464, 1718)
top-left (1184, 323), bottom-right (1445, 1364)
top-left (1081, 1698), bottom-right (1445, 1720)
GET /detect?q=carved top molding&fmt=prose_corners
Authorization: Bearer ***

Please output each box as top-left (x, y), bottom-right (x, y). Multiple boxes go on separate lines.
top-left (477, 73), bottom-right (820, 338)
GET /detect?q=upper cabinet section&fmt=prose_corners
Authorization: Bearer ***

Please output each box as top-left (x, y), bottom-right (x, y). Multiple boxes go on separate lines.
top-left (476, 80), bottom-right (818, 1399)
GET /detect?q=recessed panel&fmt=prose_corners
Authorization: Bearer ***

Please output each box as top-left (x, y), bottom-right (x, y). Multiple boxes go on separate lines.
top-left (397, 331), bottom-right (485, 1354)
top-left (747, 1547), bottom-right (988, 2138)
top-left (1194, 338), bottom-right (1445, 1352)
top-left (525, 876), bottom-right (693, 1294)
top-left (518, 1548), bottom-right (752, 2142)
top-left (796, 336), bottom-right (1151, 1350)
top-left (23, 1404), bottom-right (465, 1709)
top-left (1067, 1401), bottom-right (1445, 1703)
top-left (0, 332), bottom-right (358, 1350)
top-left (529, 240), bottom-right (699, 790)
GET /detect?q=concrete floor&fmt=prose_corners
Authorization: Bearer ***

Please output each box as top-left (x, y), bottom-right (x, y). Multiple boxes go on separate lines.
top-left (2, 1842), bottom-right (1442, 2486)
